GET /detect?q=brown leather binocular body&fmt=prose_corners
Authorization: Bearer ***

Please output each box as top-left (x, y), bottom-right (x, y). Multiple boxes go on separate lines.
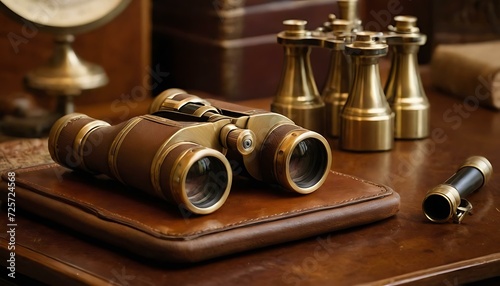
top-left (49, 113), bottom-right (232, 215)
top-left (48, 89), bottom-right (332, 215)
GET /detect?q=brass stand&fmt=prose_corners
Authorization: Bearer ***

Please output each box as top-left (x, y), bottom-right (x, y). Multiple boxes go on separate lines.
top-left (1, 34), bottom-right (108, 137)
top-left (26, 34), bottom-right (108, 114)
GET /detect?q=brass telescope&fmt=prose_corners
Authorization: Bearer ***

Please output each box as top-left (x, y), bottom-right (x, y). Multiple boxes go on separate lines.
top-left (422, 156), bottom-right (493, 223)
top-left (48, 89), bottom-right (332, 215)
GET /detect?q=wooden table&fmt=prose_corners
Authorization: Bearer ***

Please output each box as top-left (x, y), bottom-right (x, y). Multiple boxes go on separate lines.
top-left (1, 67), bottom-right (500, 285)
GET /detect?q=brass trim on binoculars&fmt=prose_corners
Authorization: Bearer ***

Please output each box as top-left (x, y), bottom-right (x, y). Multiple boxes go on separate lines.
top-left (108, 117), bottom-right (142, 184)
top-left (150, 89), bottom-right (332, 195)
top-left (271, 128), bottom-right (330, 194)
top-left (422, 156), bottom-right (493, 223)
top-left (75, 120), bottom-right (110, 173)
top-left (48, 113), bottom-right (86, 165)
top-left (149, 88), bottom-right (210, 114)
top-left (48, 89), bottom-right (332, 215)
top-left (49, 113), bottom-right (233, 215)
top-left (149, 141), bottom-right (232, 213)
top-left (219, 124), bottom-right (256, 156)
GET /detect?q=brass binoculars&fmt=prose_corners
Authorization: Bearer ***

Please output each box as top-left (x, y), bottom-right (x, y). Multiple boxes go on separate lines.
top-left (48, 89), bottom-right (332, 215)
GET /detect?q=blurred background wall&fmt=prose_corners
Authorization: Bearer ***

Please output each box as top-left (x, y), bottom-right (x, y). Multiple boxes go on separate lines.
top-left (0, 0), bottom-right (499, 110)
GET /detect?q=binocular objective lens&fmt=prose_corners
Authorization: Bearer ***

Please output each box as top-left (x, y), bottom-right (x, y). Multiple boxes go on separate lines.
top-left (168, 145), bottom-right (232, 214)
top-left (289, 138), bottom-right (329, 189)
top-left (262, 126), bottom-right (332, 194)
top-left (185, 156), bottom-right (229, 208)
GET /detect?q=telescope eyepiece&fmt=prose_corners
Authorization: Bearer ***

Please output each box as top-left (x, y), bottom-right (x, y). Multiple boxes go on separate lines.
top-left (422, 187), bottom-right (457, 223)
top-left (422, 156), bottom-right (492, 223)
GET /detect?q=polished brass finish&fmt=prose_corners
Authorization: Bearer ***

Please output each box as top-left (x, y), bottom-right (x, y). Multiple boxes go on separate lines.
top-left (341, 32), bottom-right (394, 151)
top-left (337, 0), bottom-right (362, 31)
top-left (220, 124), bottom-right (256, 156)
top-left (422, 156), bottom-right (493, 223)
top-left (273, 129), bottom-right (331, 194)
top-left (462, 156), bottom-right (493, 183)
top-left (152, 89), bottom-right (332, 194)
top-left (320, 14), bottom-right (337, 32)
top-left (74, 120), bottom-right (110, 173)
top-left (48, 113), bottom-right (87, 165)
top-left (273, 20), bottom-right (326, 134)
top-left (148, 88), bottom-right (193, 113)
top-left (1, 0), bottom-right (131, 115)
top-left (384, 16), bottom-right (430, 139)
top-left (26, 34), bottom-right (108, 114)
top-left (48, 89), bottom-right (332, 214)
top-left (0, 1), bottom-right (130, 137)
top-left (48, 113), bottom-right (233, 215)
top-left (322, 19), bottom-right (353, 137)
top-left (151, 89), bottom-right (257, 156)
top-left (423, 184), bottom-right (464, 223)
top-left (108, 117), bottom-right (143, 184)
top-left (26, 34), bottom-right (108, 93)
top-left (169, 146), bottom-right (231, 214)
top-left (150, 89), bottom-right (212, 115)
top-left (152, 143), bottom-right (232, 215)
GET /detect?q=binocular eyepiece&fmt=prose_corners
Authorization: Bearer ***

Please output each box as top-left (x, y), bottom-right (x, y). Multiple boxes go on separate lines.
top-left (48, 89), bottom-right (332, 215)
top-left (422, 156), bottom-right (493, 223)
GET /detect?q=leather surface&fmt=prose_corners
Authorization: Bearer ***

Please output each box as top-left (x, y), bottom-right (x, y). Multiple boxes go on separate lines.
top-left (1, 163), bottom-right (399, 263)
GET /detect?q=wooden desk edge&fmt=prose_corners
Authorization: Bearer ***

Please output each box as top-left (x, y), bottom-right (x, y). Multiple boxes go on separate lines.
top-left (363, 253), bottom-right (500, 286)
top-left (0, 238), bottom-right (113, 286)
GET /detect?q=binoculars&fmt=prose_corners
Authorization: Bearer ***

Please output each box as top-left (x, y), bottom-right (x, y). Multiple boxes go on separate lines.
top-left (48, 89), bottom-right (332, 215)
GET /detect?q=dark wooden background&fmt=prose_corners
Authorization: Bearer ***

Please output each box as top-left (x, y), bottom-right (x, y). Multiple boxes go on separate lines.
top-left (1, 0), bottom-right (499, 109)
top-left (0, 0), bottom-right (151, 107)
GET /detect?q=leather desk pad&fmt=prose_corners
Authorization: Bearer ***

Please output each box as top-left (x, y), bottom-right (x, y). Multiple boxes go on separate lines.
top-left (2, 163), bottom-right (400, 263)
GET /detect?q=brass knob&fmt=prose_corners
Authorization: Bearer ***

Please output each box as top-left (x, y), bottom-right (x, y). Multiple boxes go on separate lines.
top-left (389, 15), bottom-right (420, 34)
top-left (283, 19), bottom-right (308, 37)
top-left (220, 124), bottom-right (256, 155)
top-left (337, 0), bottom-right (362, 31)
